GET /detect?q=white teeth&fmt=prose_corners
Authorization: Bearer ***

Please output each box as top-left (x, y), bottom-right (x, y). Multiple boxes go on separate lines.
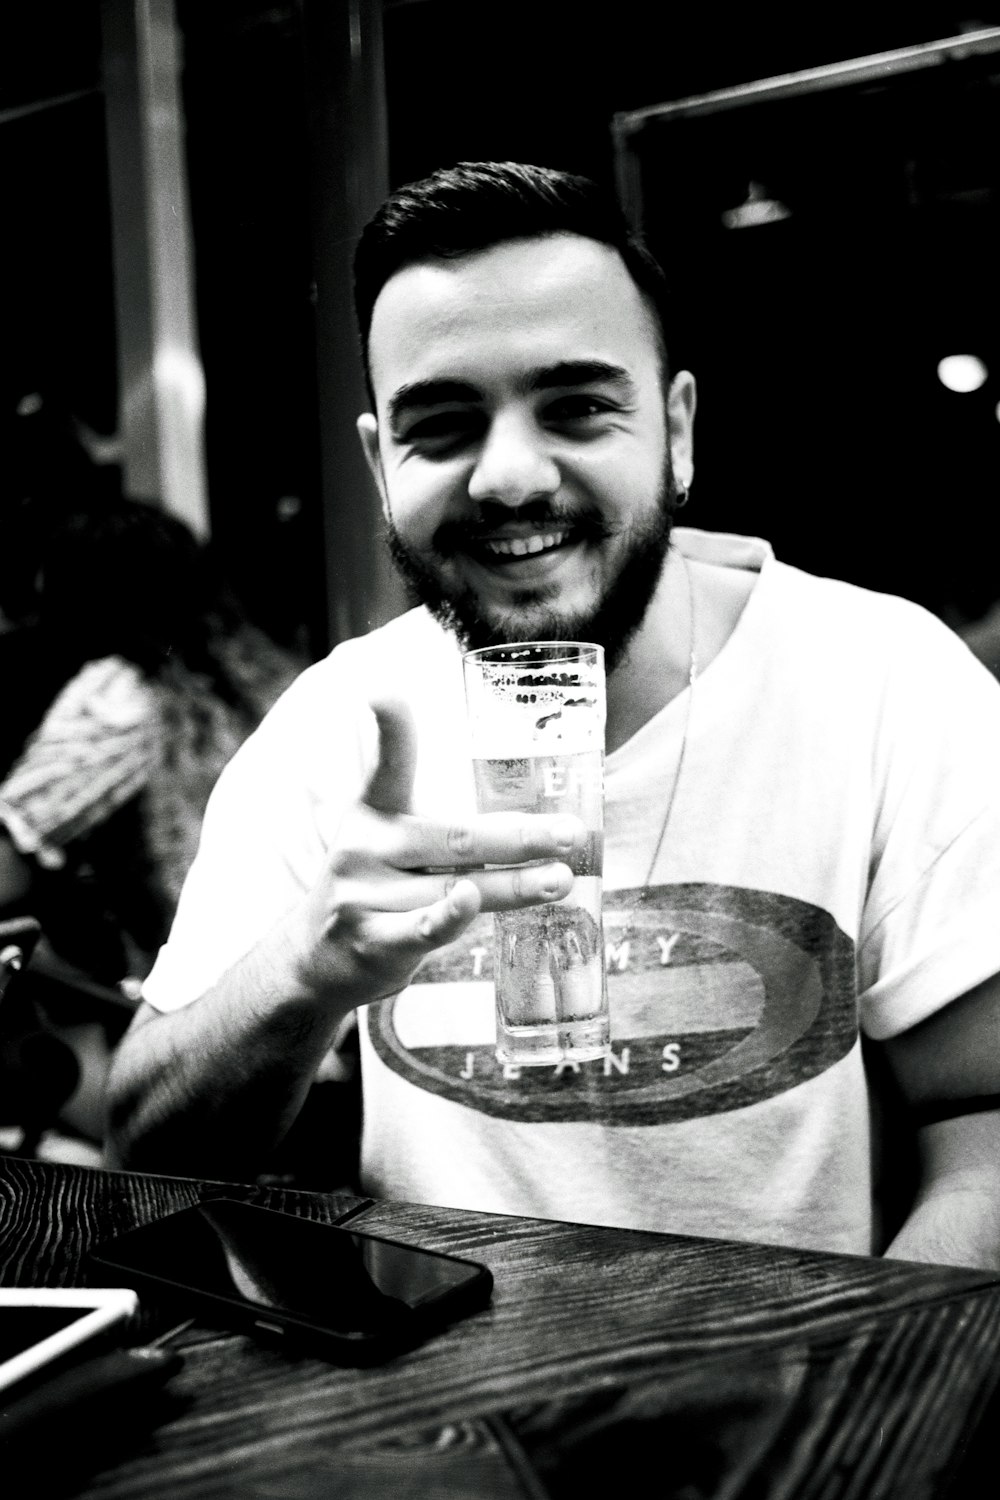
top-left (484, 531), bottom-right (567, 558)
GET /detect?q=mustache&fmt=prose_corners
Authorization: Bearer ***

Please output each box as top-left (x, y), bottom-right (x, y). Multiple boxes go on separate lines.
top-left (432, 502), bottom-right (612, 556)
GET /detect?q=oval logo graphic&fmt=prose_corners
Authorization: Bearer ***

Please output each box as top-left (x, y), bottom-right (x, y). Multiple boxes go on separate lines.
top-left (367, 883), bottom-right (857, 1124)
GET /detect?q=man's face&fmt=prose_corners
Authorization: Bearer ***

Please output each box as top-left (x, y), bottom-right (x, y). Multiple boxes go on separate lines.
top-left (358, 233), bottom-right (694, 668)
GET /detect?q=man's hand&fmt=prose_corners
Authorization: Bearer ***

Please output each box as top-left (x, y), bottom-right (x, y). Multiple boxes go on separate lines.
top-left (106, 695), bottom-right (583, 1177)
top-left (285, 696), bottom-right (582, 1011)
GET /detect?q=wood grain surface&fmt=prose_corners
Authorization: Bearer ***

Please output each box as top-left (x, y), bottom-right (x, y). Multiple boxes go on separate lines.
top-left (1, 1155), bottom-right (999, 1499)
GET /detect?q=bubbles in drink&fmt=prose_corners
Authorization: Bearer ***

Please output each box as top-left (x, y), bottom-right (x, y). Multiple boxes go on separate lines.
top-left (495, 901), bottom-right (605, 1028)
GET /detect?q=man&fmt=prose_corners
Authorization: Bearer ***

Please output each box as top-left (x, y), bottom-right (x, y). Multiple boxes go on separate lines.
top-left (107, 162), bottom-right (1000, 1267)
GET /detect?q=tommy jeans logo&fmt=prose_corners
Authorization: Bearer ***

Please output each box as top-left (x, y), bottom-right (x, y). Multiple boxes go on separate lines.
top-left (367, 883), bottom-right (857, 1125)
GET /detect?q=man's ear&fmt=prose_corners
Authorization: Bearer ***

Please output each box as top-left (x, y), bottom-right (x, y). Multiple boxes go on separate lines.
top-left (357, 413), bottom-right (388, 507)
top-left (666, 371), bottom-right (697, 493)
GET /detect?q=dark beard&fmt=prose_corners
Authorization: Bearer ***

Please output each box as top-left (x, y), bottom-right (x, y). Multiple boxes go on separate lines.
top-left (384, 476), bottom-right (679, 675)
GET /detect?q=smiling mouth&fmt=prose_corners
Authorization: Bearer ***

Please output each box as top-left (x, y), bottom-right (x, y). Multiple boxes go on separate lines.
top-left (435, 509), bottom-right (609, 571)
top-left (479, 529), bottom-right (571, 561)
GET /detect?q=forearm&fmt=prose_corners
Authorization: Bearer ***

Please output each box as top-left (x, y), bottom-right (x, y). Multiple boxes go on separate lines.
top-left (884, 1188), bottom-right (1000, 1270)
top-left (0, 832), bottom-right (33, 907)
top-left (882, 1111), bottom-right (1000, 1271)
top-left (105, 920), bottom-right (353, 1180)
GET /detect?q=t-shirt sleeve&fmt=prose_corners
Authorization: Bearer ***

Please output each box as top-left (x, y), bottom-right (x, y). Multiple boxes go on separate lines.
top-left (0, 656), bottom-right (159, 867)
top-left (857, 607), bottom-right (1000, 1039)
top-left (140, 658), bottom-right (376, 1013)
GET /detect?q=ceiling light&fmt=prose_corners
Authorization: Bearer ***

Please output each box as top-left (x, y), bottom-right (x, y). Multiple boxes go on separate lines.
top-left (721, 181), bottom-right (791, 229)
top-left (937, 354), bottom-right (988, 392)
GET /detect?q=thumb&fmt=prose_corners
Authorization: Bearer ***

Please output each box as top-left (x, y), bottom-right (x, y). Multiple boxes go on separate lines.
top-left (363, 697), bottom-right (418, 814)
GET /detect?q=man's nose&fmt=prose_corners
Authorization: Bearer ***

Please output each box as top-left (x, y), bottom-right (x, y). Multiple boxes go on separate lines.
top-left (466, 414), bottom-right (560, 508)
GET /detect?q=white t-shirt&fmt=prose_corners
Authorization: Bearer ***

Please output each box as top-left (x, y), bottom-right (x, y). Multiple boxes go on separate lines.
top-left (143, 529), bottom-right (1000, 1254)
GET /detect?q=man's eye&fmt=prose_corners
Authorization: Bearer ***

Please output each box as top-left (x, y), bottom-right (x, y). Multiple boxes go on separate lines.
top-left (544, 395), bottom-right (614, 424)
top-left (403, 412), bottom-right (483, 450)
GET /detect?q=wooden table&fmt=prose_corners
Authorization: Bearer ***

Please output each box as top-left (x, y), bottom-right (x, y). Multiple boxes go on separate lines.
top-left (2, 1154), bottom-right (999, 1498)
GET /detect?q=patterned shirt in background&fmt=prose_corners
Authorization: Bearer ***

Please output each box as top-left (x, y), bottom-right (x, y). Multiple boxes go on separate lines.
top-left (0, 633), bottom-right (301, 982)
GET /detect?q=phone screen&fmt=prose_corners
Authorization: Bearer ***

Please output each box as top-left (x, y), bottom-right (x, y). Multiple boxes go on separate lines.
top-left (0, 1307), bottom-right (90, 1364)
top-left (93, 1201), bottom-right (490, 1340)
top-left (0, 1291), bottom-right (139, 1396)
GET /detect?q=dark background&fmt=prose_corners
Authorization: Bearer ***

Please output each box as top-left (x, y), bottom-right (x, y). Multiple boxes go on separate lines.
top-left (3, 2), bottom-right (1000, 650)
top-left (1, 9), bottom-right (116, 438)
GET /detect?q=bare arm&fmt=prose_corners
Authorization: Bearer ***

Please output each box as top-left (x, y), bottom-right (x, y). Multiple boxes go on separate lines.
top-left (0, 832), bottom-right (33, 907)
top-left (105, 928), bottom-right (357, 1181)
top-left (879, 972), bottom-right (1000, 1270)
top-left (106, 700), bottom-right (581, 1179)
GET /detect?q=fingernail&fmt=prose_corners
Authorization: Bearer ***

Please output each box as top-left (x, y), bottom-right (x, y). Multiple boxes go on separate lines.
top-left (537, 864), bottom-right (573, 900)
top-left (549, 816), bottom-right (579, 853)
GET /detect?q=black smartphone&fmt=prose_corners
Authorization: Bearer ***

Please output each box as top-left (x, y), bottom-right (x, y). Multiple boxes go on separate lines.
top-left (89, 1199), bottom-right (493, 1365)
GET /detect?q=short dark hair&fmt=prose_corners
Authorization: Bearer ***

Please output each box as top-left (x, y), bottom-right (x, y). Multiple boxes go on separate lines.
top-left (353, 161), bottom-right (673, 398)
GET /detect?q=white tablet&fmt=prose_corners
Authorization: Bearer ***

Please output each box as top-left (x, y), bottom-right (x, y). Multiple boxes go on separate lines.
top-left (0, 1287), bottom-right (139, 1397)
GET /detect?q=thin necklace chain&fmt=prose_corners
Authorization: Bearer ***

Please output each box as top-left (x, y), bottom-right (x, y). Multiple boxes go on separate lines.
top-left (620, 550), bottom-right (697, 936)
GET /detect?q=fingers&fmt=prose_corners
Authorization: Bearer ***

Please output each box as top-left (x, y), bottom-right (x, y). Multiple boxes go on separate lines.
top-left (312, 858), bottom-right (576, 1010)
top-left (327, 705), bottom-right (589, 1003)
top-left (363, 697), bottom-right (418, 815)
top-left (305, 881), bottom-right (486, 1008)
top-left (338, 859), bottom-right (575, 916)
top-left (394, 810), bottom-right (583, 872)
top-left (414, 878), bottom-right (482, 945)
top-left (360, 871), bottom-right (564, 976)
top-left (361, 882), bottom-right (486, 991)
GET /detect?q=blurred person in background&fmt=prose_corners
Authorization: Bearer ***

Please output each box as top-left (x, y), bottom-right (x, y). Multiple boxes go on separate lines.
top-left (1, 410), bottom-right (303, 1155)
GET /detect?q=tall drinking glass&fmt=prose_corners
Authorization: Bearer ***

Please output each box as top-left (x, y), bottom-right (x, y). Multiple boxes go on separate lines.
top-left (463, 642), bottom-right (609, 1066)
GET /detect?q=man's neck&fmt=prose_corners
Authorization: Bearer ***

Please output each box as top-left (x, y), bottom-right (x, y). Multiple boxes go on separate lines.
top-left (605, 542), bottom-right (754, 754)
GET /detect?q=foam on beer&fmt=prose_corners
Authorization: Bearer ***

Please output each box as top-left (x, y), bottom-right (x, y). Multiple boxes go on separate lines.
top-left (465, 670), bottom-right (605, 759)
